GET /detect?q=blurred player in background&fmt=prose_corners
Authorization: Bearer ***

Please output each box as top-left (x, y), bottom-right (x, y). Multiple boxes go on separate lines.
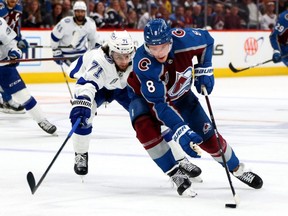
top-left (0, 0), bottom-right (29, 113)
top-left (50, 0), bottom-right (99, 67)
top-left (0, 17), bottom-right (57, 135)
top-left (270, 10), bottom-right (288, 66)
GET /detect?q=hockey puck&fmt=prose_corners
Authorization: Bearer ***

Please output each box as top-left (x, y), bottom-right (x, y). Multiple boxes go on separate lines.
top-left (225, 204), bottom-right (237, 208)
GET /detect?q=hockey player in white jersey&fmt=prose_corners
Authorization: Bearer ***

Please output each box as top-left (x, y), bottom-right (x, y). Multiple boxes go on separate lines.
top-left (51, 0), bottom-right (99, 66)
top-left (68, 30), bottom-right (202, 197)
top-left (0, 17), bottom-right (57, 135)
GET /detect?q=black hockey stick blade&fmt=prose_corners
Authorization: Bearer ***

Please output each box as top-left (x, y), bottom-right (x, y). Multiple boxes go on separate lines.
top-left (228, 62), bottom-right (250, 73)
top-left (27, 172), bottom-right (36, 194)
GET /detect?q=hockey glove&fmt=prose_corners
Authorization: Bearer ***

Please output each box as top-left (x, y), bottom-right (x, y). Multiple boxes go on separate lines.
top-left (70, 96), bottom-right (92, 128)
top-left (8, 48), bottom-right (22, 59)
top-left (194, 65), bottom-right (214, 95)
top-left (172, 124), bottom-right (203, 158)
top-left (52, 49), bottom-right (63, 65)
top-left (17, 39), bottom-right (29, 54)
top-left (272, 51), bottom-right (281, 63)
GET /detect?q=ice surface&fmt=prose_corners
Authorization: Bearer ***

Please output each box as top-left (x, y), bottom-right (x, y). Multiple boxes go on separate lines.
top-left (1, 76), bottom-right (288, 216)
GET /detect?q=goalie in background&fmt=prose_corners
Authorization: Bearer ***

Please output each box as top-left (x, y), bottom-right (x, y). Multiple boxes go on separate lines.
top-left (0, 17), bottom-right (57, 135)
top-left (270, 10), bottom-right (288, 66)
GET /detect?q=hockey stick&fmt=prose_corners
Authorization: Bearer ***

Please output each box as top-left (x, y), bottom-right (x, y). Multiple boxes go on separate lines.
top-left (201, 86), bottom-right (240, 208)
top-left (229, 54), bottom-right (288, 73)
top-left (60, 65), bottom-right (73, 99)
top-left (27, 118), bottom-right (81, 194)
top-left (29, 45), bottom-right (73, 49)
top-left (0, 57), bottom-right (75, 64)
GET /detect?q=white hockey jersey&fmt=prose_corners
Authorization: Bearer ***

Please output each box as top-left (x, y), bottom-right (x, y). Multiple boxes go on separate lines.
top-left (51, 16), bottom-right (99, 58)
top-left (0, 17), bottom-right (19, 62)
top-left (67, 47), bottom-right (132, 100)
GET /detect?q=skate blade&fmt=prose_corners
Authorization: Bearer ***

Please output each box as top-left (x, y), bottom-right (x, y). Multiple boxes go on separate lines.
top-left (182, 187), bottom-right (197, 197)
top-left (51, 132), bottom-right (58, 137)
top-left (80, 175), bottom-right (85, 183)
top-left (189, 176), bottom-right (203, 183)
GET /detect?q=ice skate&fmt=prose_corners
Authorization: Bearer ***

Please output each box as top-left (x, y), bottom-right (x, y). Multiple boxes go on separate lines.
top-left (233, 163), bottom-right (263, 189)
top-left (178, 157), bottom-right (202, 183)
top-left (38, 119), bottom-right (57, 135)
top-left (168, 167), bottom-right (197, 197)
top-left (0, 100), bottom-right (25, 114)
top-left (74, 152), bottom-right (88, 176)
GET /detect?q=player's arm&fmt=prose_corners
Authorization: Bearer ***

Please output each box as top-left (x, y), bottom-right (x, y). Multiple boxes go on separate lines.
top-left (269, 17), bottom-right (283, 63)
top-left (193, 29), bottom-right (215, 95)
top-left (87, 19), bottom-right (100, 49)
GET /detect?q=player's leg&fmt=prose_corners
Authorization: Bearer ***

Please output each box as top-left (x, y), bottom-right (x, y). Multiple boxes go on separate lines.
top-left (175, 91), bottom-right (263, 189)
top-left (0, 86), bottom-right (25, 114)
top-left (129, 97), bottom-right (196, 196)
top-left (0, 66), bottom-right (56, 134)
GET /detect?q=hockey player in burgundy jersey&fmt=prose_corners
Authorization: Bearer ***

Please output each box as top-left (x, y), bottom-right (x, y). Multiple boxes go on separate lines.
top-left (270, 10), bottom-right (288, 66)
top-left (128, 18), bottom-right (263, 193)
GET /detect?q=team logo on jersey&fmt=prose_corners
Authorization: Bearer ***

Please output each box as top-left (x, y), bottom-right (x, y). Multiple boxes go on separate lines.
top-left (203, 123), bottom-right (212, 134)
top-left (171, 29), bottom-right (186, 37)
top-left (168, 67), bottom-right (192, 99)
top-left (138, 58), bottom-right (151, 71)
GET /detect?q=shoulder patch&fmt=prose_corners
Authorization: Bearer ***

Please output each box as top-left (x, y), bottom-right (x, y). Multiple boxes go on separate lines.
top-left (64, 18), bottom-right (71, 23)
top-left (285, 14), bottom-right (288, 21)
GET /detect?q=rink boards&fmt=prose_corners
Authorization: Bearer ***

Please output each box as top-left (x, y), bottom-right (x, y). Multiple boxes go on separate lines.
top-left (18, 29), bottom-right (287, 83)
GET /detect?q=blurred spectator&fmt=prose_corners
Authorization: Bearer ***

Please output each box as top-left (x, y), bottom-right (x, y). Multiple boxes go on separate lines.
top-left (246, 0), bottom-right (262, 29)
top-left (260, 1), bottom-right (277, 30)
top-left (237, 0), bottom-right (250, 28)
top-left (126, 8), bottom-right (138, 28)
top-left (211, 3), bottom-right (225, 29)
top-left (192, 4), bottom-right (205, 28)
top-left (42, 2), bottom-right (63, 28)
top-left (106, 0), bottom-right (125, 29)
top-left (160, 0), bottom-right (172, 13)
top-left (22, 0), bottom-right (43, 27)
top-left (224, 5), bottom-right (242, 29)
top-left (137, 3), bottom-right (158, 29)
top-left (90, 1), bottom-right (108, 28)
top-left (127, 0), bottom-right (144, 20)
top-left (62, 0), bottom-right (73, 17)
top-left (119, 0), bottom-right (129, 19)
top-left (184, 6), bottom-right (193, 28)
top-left (278, 0), bottom-right (288, 13)
top-left (184, 0), bottom-right (197, 9)
top-left (169, 5), bottom-right (185, 28)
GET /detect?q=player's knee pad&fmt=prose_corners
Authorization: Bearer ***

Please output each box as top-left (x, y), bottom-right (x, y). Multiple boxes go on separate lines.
top-left (129, 97), bottom-right (150, 124)
top-left (199, 133), bottom-right (227, 155)
top-left (12, 88), bottom-right (32, 105)
top-left (134, 115), bottom-right (162, 149)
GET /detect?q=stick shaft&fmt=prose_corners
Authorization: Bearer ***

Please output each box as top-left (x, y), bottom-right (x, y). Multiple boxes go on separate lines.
top-left (0, 57), bottom-right (75, 64)
top-left (202, 86), bottom-right (237, 197)
top-left (27, 118), bottom-right (81, 194)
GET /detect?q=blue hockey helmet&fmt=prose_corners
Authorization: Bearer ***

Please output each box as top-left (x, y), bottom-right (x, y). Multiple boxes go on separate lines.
top-left (144, 19), bottom-right (172, 46)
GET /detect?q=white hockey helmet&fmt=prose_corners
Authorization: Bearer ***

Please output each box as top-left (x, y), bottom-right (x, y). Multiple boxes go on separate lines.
top-left (73, 1), bottom-right (87, 11)
top-left (108, 30), bottom-right (134, 55)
